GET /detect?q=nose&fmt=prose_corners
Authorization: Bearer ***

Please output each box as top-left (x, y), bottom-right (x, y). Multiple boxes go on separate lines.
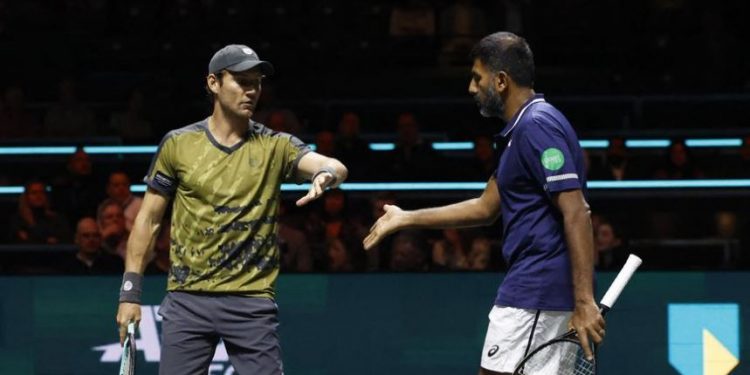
top-left (468, 80), bottom-right (477, 95)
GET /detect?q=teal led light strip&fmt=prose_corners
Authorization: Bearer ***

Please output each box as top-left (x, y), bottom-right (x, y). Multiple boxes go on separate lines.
top-left (369, 143), bottom-right (395, 151)
top-left (684, 138), bottom-right (742, 148)
top-left (625, 139), bottom-right (672, 148)
top-left (432, 142), bottom-right (474, 151)
top-left (6, 180), bottom-right (750, 195)
top-left (0, 138), bottom-right (746, 155)
top-left (579, 140), bottom-right (610, 148)
top-left (0, 146), bottom-right (77, 155)
top-left (83, 146), bottom-right (158, 154)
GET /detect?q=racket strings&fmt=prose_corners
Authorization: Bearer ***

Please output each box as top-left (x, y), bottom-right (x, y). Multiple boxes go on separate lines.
top-left (517, 341), bottom-right (594, 375)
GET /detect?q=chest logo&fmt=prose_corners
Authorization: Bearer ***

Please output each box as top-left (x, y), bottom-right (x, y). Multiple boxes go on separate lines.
top-left (541, 148), bottom-right (565, 170)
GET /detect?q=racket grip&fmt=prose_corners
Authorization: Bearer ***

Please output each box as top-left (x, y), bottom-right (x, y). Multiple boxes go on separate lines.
top-left (599, 254), bottom-right (642, 310)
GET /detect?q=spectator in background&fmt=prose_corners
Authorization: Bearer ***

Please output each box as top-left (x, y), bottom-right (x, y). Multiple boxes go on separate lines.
top-left (60, 217), bottom-right (123, 274)
top-left (326, 238), bottom-right (356, 272)
top-left (97, 200), bottom-right (129, 259)
top-left (389, 0), bottom-right (435, 37)
top-left (385, 112), bottom-right (441, 180)
top-left (595, 138), bottom-right (633, 180)
top-left (305, 188), bottom-right (364, 269)
top-left (10, 180), bottom-right (71, 244)
top-left (51, 147), bottom-right (102, 223)
top-left (0, 85), bottom-right (41, 138)
top-left (389, 230), bottom-right (429, 272)
top-left (315, 130), bottom-right (336, 157)
top-left (252, 83), bottom-right (303, 134)
top-left (431, 228), bottom-right (469, 270)
top-left (334, 112), bottom-right (371, 180)
top-left (438, 0), bottom-right (487, 66)
top-left (594, 218), bottom-right (625, 270)
top-left (107, 89), bottom-right (154, 143)
top-left (99, 171), bottom-right (143, 231)
top-left (472, 134), bottom-right (497, 178)
top-left (44, 77), bottom-right (96, 138)
top-left (654, 140), bottom-right (703, 179)
top-left (467, 236), bottom-right (493, 271)
top-left (728, 137), bottom-right (750, 178)
top-left (278, 201), bottom-right (313, 272)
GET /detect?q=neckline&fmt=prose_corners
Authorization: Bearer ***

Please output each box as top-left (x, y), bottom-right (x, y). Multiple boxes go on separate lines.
top-left (202, 119), bottom-right (251, 154)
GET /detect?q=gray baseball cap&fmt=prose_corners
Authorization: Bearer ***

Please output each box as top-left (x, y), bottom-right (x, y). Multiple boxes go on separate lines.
top-left (208, 44), bottom-right (274, 76)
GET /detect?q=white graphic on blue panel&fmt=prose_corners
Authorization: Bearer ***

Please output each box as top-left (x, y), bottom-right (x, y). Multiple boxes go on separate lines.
top-left (668, 303), bottom-right (739, 375)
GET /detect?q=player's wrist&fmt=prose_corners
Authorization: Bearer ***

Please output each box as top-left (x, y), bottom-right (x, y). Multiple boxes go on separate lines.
top-left (119, 272), bottom-right (143, 304)
top-left (312, 167), bottom-right (339, 187)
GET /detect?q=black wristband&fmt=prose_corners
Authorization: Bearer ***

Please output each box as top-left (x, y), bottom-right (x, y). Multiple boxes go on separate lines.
top-left (312, 167), bottom-right (338, 187)
top-left (119, 272), bottom-right (143, 304)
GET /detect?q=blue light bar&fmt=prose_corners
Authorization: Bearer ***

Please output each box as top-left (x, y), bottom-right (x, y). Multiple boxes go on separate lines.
top-left (369, 143), bottom-right (395, 151)
top-left (625, 139), bottom-right (672, 148)
top-left (432, 142), bottom-right (474, 151)
top-left (0, 186), bottom-right (24, 194)
top-left (579, 140), bottom-right (610, 149)
top-left (83, 146), bottom-right (158, 154)
top-left (684, 138), bottom-right (743, 148)
top-left (0, 146), bottom-right (77, 155)
top-left (0, 137), bottom-right (744, 156)
top-left (5, 180), bottom-right (750, 195)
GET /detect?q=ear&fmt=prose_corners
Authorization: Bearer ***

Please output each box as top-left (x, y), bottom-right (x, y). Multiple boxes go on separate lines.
top-left (207, 74), bottom-right (221, 95)
top-left (494, 71), bottom-right (510, 94)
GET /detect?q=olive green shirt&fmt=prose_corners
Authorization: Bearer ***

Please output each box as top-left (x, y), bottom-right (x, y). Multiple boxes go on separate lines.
top-left (144, 119), bottom-right (310, 297)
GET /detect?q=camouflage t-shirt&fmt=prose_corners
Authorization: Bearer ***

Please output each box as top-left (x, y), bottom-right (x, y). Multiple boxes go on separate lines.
top-left (144, 119), bottom-right (310, 297)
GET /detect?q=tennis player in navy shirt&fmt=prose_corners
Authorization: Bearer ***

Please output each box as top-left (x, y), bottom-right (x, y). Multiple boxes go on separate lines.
top-left (364, 31), bottom-right (604, 374)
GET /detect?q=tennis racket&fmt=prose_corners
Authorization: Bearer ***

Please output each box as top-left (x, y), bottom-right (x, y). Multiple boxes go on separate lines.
top-left (118, 322), bottom-right (137, 375)
top-left (513, 254), bottom-right (642, 375)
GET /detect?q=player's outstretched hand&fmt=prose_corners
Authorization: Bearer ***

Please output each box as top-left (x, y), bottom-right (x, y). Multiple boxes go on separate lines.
top-left (296, 171), bottom-right (336, 206)
top-left (569, 300), bottom-right (605, 361)
top-left (116, 302), bottom-right (142, 346)
top-left (363, 204), bottom-right (406, 250)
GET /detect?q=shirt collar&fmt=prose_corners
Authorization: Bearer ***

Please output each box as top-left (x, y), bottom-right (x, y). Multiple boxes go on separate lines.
top-left (495, 93), bottom-right (546, 140)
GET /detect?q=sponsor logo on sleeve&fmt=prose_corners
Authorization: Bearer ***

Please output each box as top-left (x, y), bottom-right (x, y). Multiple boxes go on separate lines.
top-left (541, 148), bottom-right (565, 171)
top-left (153, 171), bottom-right (176, 191)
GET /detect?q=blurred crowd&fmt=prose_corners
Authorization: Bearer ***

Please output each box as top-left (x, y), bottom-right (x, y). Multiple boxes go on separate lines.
top-left (1, 0), bottom-right (748, 273)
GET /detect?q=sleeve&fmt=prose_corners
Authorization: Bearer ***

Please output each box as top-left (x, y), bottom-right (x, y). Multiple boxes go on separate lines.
top-left (279, 133), bottom-right (312, 183)
top-left (519, 117), bottom-right (582, 194)
top-left (143, 133), bottom-right (179, 196)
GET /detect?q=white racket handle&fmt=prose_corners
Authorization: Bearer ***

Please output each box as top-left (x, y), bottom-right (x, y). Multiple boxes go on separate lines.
top-left (599, 254), bottom-right (642, 310)
top-left (127, 321), bottom-right (135, 334)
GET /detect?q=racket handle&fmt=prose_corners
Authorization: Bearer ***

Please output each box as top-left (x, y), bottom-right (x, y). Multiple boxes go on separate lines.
top-left (599, 254), bottom-right (642, 310)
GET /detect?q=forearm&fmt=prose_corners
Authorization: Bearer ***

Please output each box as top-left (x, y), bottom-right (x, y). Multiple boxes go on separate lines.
top-left (125, 216), bottom-right (162, 274)
top-left (564, 208), bottom-right (596, 304)
top-left (405, 198), bottom-right (495, 229)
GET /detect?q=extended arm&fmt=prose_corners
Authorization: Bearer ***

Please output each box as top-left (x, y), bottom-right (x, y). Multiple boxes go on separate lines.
top-left (364, 178), bottom-right (500, 250)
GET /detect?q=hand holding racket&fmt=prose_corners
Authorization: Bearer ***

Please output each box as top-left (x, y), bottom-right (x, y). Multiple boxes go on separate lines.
top-left (119, 322), bottom-right (137, 375)
top-left (513, 254), bottom-right (642, 375)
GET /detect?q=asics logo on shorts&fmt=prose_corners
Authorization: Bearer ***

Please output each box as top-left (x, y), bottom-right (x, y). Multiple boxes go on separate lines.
top-left (487, 345), bottom-right (499, 357)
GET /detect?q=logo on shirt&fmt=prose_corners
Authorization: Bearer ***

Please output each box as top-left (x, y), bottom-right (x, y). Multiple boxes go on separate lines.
top-left (153, 171), bottom-right (176, 191)
top-left (541, 148), bottom-right (565, 171)
top-left (487, 345), bottom-right (499, 357)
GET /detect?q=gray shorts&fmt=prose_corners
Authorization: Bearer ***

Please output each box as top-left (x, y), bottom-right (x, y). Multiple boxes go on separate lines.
top-left (158, 291), bottom-right (283, 375)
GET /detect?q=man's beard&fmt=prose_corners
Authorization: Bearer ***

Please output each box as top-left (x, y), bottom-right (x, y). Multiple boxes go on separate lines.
top-left (476, 84), bottom-right (504, 118)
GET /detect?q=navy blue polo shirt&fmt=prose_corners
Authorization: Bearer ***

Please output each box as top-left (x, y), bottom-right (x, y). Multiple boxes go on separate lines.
top-left (494, 94), bottom-right (587, 311)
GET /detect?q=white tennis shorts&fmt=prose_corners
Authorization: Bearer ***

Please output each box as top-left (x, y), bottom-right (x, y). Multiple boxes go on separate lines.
top-left (480, 305), bottom-right (572, 373)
